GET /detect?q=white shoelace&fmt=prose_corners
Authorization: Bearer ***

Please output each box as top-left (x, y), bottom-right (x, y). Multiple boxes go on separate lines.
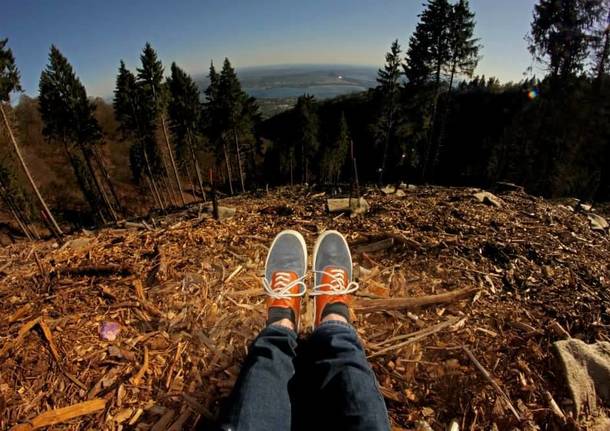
top-left (262, 272), bottom-right (307, 299)
top-left (310, 268), bottom-right (359, 296)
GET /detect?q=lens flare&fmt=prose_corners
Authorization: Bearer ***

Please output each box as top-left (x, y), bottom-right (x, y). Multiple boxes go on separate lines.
top-left (527, 89), bottom-right (539, 100)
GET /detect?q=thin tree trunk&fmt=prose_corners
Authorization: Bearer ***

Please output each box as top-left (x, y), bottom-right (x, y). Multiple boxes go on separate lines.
top-left (159, 151), bottom-right (178, 207)
top-left (0, 181), bottom-right (33, 240)
top-left (144, 175), bottom-right (161, 209)
top-left (161, 115), bottom-right (186, 206)
top-left (92, 146), bottom-right (123, 216)
top-left (184, 162), bottom-right (197, 202)
top-left (223, 141), bottom-right (234, 195)
top-left (187, 130), bottom-right (206, 201)
top-left (0, 103), bottom-right (62, 238)
top-left (80, 146), bottom-right (118, 222)
top-left (142, 148), bottom-right (165, 211)
top-left (289, 151), bottom-right (294, 186)
top-left (233, 128), bottom-right (245, 193)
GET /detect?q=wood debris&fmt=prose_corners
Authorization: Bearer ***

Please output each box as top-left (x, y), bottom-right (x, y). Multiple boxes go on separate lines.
top-left (0, 186), bottom-right (609, 429)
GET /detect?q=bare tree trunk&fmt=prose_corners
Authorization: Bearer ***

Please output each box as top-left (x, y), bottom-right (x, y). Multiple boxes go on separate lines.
top-left (80, 146), bottom-right (118, 222)
top-left (161, 115), bottom-right (186, 206)
top-left (0, 181), bottom-right (33, 240)
top-left (159, 151), bottom-right (178, 207)
top-left (187, 130), bottom-right (206, 201)
top-left (233, 128), bottom-right (246, 193)
top-left (144, 175), bottom-right (161, 209)
top-left (142, 148), bottom-right (165, 211)
top-left (0, 103), bottom-right (62, 238)
top-left (223, 141), bottom-right (234, 195)
top-left (92, 146), bottom-right (123, 216)
top-left (184, 162), bottom-right (197, 202)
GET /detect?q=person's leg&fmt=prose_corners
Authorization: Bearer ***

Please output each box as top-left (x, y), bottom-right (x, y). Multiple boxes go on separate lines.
top-left (304, 230), bottom-right (390, 431)
top-left (306, 318), bottom-right (390, 431)
top-left (218, 324), bottom-right (298, 431)
top-left (217, 230), bottom-right (308, 431)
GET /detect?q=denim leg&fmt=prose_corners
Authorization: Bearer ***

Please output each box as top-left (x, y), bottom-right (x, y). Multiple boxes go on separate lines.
top-left (218, 324), bottom-right (298, 431)
top-left (303, 320), bottom-right (391, 431)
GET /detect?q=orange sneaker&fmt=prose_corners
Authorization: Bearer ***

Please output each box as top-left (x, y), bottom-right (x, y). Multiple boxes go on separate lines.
top-left (263, 230), bottom-right (307, 331)
top-left (311, 230), bottom-right (359, 328)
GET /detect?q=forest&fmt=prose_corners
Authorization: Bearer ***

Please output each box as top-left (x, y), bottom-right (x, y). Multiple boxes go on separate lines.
top-left (1, 0), bottom-right (610, 238)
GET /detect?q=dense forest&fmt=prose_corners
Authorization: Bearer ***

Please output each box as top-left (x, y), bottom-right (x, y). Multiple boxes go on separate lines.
top-left (1, 0), bottom-right (610, 237)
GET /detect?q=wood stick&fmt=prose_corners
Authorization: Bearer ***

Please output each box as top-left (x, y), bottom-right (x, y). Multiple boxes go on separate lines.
top-left (9, 398), bottom-right (105, 431)
top-left (368, 317), bottom-right (462, 358)
top-left (463, 346), bottom-right (521, 421)
top-left (130, 346), bottom-right (149, 386)
top-left (354, 287), bottom-right (479, 313)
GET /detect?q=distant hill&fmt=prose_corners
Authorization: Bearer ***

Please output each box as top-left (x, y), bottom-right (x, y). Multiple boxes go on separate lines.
top-left (195, 64), bottom-right (378, 117)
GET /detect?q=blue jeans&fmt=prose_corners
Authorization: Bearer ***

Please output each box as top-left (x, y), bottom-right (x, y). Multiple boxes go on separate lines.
top-left (218, 321), bottom-right (390, 431)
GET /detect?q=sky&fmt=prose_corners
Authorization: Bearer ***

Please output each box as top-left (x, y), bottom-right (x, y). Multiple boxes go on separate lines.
top-left (1, 0), bottom-right (539, 98)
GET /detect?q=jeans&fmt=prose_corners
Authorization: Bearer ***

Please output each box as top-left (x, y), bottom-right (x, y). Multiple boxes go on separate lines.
top-left (217, 320), bottom-right (390, 431)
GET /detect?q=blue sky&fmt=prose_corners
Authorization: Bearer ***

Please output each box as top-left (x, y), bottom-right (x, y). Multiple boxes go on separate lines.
top-left (1, 0), bottom-right (538, 98)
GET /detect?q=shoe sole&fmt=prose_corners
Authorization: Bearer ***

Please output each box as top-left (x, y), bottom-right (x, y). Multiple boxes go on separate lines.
top-left (311, 230), bottom-right (352, 330)
top-left (265, 230), bottom-right (308, 331)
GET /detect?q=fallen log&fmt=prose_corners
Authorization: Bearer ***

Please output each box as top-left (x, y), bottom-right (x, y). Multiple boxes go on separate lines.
top-left (353, 287), bottom-right (479, 313)
top-left (9, 399), bottom-right (105, 431)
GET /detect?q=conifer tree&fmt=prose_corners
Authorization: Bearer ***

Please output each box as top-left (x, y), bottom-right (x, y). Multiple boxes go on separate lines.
top-left (0, 38), bottom-right (62, 237)
top-left (294, 94), bottom-right (319, 184)
top-left (219, 58), bottom-right (247, 193)
top-left (137, 43), bottom-right (185, 205)
top-left (167, 62), bottom-right (206, 200)
top-left (375, 39), bottom-right (402, 183)
top-left (447, 0), bottom-right (480, 90)
top-left (39, 45), bottom-right (117, 222)
top-left (529, 0), bottom-right (606, 80)
top-left (114, 60), bottom-right (164, 209)
top-left (203, 62), bottom-right (234, 194)
top-left (321, 112), bottom-right (350, 184)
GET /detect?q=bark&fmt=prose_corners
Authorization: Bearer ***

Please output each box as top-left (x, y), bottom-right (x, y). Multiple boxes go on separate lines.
top-left (0, 103), bottom-right (62, 238)
top-left (233, 128), bottom-right (246, 193)
top-left (160, 115), bottom-right (186, 206)
top-left (159, 150), bottom-right (177, 207)
top-left (223, 141), bottom-right (234, 195)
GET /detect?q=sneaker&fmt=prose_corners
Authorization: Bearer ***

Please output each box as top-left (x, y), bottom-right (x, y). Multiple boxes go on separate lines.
top-left (263, 230), bottom-right (308, 330)
top-left (311, 230), bottom-right (359, 328)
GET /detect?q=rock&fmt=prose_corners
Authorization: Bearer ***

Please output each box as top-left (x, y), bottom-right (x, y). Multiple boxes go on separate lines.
top-left (553, 339), bottom-right (610, 416)
top-left (588, 214), bottom-right (608, 232)
top-left (327, 197), bottom-right (369, 216)
top-left (381, 185), bottom-right (396, 195)
top-left (473, 191), bottom-right (503, 208)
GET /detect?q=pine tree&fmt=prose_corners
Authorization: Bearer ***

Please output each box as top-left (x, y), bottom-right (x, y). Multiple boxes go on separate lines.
top-left (404, 0), bottom-right (452, 87)
top-left (219, 58), bottom-right (247, 193)
top-left (39, 45), bottom-right (118, 223)
top-left (321, 112), bottom-right (350, 184)
top-left (203, 62), bottom-right (234, 194)
top-left (167, 62), bottom-right (206, 200)
top-left (447, 0), bottom-right (480, 90)
top-left (375, 39), bottom-right (403, 183)
top-left (114, 60), bottom-right (164, 209)
top-left (0, 38), bottom-right (62, 237)
top-left (529, 0), bottom-right (606, 80)
top-left (294, 94), bottom-right (319, 184)
top-left (137, 43), bottom-right (185, 205)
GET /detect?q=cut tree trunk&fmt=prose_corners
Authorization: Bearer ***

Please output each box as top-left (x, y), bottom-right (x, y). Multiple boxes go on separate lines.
top-left (233, 128), bottom-right (246, 193)
top-left (0, 103), bottom-right (62, 238)
top-left (161, 115), bottom-right (186, 206)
